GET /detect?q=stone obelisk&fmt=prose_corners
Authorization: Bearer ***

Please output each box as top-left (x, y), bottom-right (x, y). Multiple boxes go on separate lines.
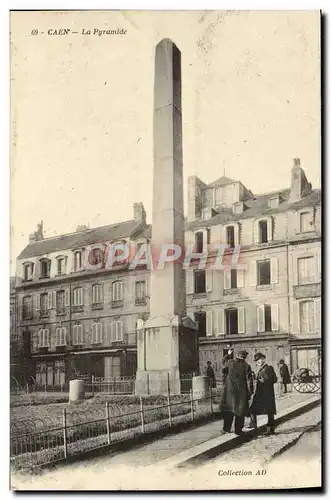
top-left (135, 39), bottom-right (198, 396)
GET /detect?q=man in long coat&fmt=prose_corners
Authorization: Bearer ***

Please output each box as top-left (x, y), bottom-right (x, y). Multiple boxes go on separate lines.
top-left (278, 359), bottom-right (291, 394)
top-left (205, 361), bottom-right (216, 389)
top-left (220, 350), bottom-right (254, 435)
top-left (250, 352), bottom-right (278, 435)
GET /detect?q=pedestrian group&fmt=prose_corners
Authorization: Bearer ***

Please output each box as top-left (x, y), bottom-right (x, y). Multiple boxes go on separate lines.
top-left (205, 351), bottom-right (291, 436)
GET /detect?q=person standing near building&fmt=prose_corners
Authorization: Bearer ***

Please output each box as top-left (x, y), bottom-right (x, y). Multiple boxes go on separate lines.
top-left (205, 361), bottom-right (216, 389)
top-left (220, 350), bottom-right (254, 436)
top-left (278, 359), bottom-right (291, 394)
top-left (250, 352), bottom-right (278, 435)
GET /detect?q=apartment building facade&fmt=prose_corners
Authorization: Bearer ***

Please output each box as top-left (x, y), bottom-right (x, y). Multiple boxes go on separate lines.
top-left (15, 159), bottom-right (321, 386)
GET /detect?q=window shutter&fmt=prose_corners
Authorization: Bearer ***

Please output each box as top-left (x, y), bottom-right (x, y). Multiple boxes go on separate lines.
top-left (267, 217), bottom-right (273, 242)
top-left (100, 284), bottom-right (104, 302)
top-left (316, 250), bottom-right (321, 283)
top-left (36, 294), bottom-right (40, 311)
top-left (292, 301), bottom-right (300, 335)
top-left (48, 292), bottom-right (53, 309)
top-left (119, 320), bottom-right (124, 341)
top-left (110, 322), bottom-right (114, 342)
top-left (223, 268), bottom-right (231, 290)
top-left (238, 307), bottom-right (246, 334)
top-left (52, 291), bottom-right (56, 309)
top-left (64, 289), bottom-right (70, 307)
top-left (315, 298), bottom-right (321, 334)
top-left (206, 310), bottom-right (213, 336)
top-left (271, 304), bottom-right (279, 332)
top-left (206, 268), bottom-right (213, 292)
top-left (253, 220), bottom-right (259, 244)
top-left (237, 268), bottom-right (245, 288)
top-left (215, 309), bottom-right (224, 336)
top-left (185, 230), bottom-right (194, 248)
top-left (80, 288), bottom-right (84, 305)
top-left (186, 269), bottom-right (194, 294)
top-left (99, 323), bottom-right (103, 343)
top-left (270, 258), bottom-right (279, 284)
top-left (250, 261), bottom-right (257, 286)
top-left (257, 305), bottom-right (265, 333)
top-left (234, 223), bottom-right (240, 245)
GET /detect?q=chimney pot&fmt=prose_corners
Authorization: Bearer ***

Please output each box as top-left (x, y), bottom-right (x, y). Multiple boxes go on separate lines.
top-left (293, 158), bottom-right (301, 167)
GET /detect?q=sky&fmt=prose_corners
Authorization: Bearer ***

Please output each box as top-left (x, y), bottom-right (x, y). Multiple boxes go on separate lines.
top-left (10, 10), bottom-right (321, 272)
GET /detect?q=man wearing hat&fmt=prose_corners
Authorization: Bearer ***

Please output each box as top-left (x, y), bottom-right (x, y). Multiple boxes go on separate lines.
top-left (250, 352), bottom-right (278, 435)
top-left (220, 349), bottom-right (254, 436)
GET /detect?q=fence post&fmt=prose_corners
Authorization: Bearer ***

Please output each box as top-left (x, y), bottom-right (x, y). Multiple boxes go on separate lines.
top-left (209, 386), bottom-right (213, 415)
top-left (167, 393), bottom-right (172, 427)
top-left (147, 373), bottom-right (150, 395)
top-left (106, 402), bottom-right (111, 445)
top-left (63, 408), bottom-right (68, 459)
top-left (167, 372), bottom-right (170, 396)
top-left (91, 375), bottom-right (95, 397)
top-left (139, 396), bottom-right (145, 434)
top-left (44, 383), bottom-right (47, 396)
top-left (190, 389), bottom-right (194, 422)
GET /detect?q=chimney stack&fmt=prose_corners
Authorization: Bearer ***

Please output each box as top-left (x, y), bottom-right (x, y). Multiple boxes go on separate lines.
top-left (290, 157), bottom-right (312, 202)
top-left (133, 202), bottom-right (146, 223)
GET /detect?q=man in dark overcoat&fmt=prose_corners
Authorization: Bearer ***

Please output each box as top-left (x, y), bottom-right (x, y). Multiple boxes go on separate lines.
top-left (278, 359), bottom-right (291, 394)
top-left (220, 350), bottom-right (254, 435)
top-left (250, 352), bottom-right (278, 435)
top-left (205, 361), bottom-right (216, 389)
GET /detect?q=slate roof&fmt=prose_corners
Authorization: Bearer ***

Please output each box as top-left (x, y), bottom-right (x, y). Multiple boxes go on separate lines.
top-left (207, 176), bottom-right (236, 188)
top-left (186, 188), bottom-right (321, 230)
top-left (18, 219), bottom-right (147, 260)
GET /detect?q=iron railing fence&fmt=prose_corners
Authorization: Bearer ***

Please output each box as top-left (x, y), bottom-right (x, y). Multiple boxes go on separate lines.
top-left (10, 391), bottom-right (216, 471)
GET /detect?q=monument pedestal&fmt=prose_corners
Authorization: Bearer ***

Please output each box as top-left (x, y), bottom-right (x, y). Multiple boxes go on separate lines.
top-left (135, 315), bottom-right (198, 396)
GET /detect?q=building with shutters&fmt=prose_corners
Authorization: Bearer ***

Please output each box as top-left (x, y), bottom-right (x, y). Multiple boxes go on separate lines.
top-left (14, 159), bottom-right (321, 387)
top-left (15, 204), bottom-right (151, 387)
top-left (185, 158), bottom-right (321, 376)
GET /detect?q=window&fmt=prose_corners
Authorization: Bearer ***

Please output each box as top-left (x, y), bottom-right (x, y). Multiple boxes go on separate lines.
top-left (104, 356), bottom-right (121, 378)
top-left (40, 259), bottom-right (51, 278)
top-left (73, 324), bottom-right (84, 345)
top-left (226, 226), bottom-right (235, 248)
top-left (56, 327), bottom-right (67, 346)
top-left (89, 248), bottom-right (104, 266)
top-left (194, 312), bottom-right (206, 338)
top-left (22, 296), bottom-right (32, 319)
top-left (36, 362), bottom-right (46, 387)
top-left (112, 281), bottom-right (124, 303)
top-left (57, 258), bottom-right (66, 275)
top-left (300, 301), bottom-right (315, 334)
top-left (73, 287), bottom-right (83, 306)
top-left (135, 281), bottom-right (146, 305)
top-left (110, 320), bottom-right (124, 342)
top-left (269, 196), bottom-right (280, 209)
top-left (264, 305), bottom-right (272, 332)
top-left (54, 360), bottom-right (65, 387)
top-left (298, 257), bottom-right (316, 285)
top-left (259, 220), bottom-right (268, 244)
top-left (38, 328), bottom-right (50, 347)
top-left (92, 322), bottom-right (103, 344)
top-left (257, 304), bottom-right (279, 333)
top-left (300, 212), bottom-right (312, 233)
top-left (23, 263), bottom-right (34, 281)
top-left (257, 260), bottom-right (271, 286)
top-left (195, 232), bottom-right (204, 253)
top-left (92, 284), bottom-right (103, 304)
top-left (201, 208), bottom-right (211, 220)
top-left (225, 308), bottom-right (238, 335)
top-left (230, 269), bottom-right (237, 289)
top-left (40, 293), bottom-right (48, 314)
top-left (194, 269), bottom-right (206, 294)
top-left (74, 251), bottom-right (82, 271)
top-left (56, 290), bottom-right (65, 313)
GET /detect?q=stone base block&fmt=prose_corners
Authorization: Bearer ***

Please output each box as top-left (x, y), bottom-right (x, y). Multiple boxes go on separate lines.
top-left (135, 368), bottom-right (181, 396)
top-left (192, 375), bottom-right (210, 400)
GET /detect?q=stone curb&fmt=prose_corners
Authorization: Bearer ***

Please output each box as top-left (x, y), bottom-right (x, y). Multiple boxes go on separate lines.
top-left (153, 395), bottom-right (321, 470)
top-left (263, 419), bottom-right (322, 465)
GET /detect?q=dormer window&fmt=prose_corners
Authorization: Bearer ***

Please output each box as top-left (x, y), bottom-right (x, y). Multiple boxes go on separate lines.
top-left (40, 258), bottom-right (51, 278)
top-left (23, 262), bottom-right (34, 281)
top-left (73, 251), bottom-right (82, 271)
top-left (259, 220), bottom-right (268, 244)
top-left (268, 195), bottom-right (280, 209)
top-left (233, 202), bottom-right (245, 215)
top-left (56, 256), bottom-right (66, 275)
top-left (300, 211), bottom-right (314, 233)
top-left (226, 226), bottom-right (235, 248)
top-left (201, 208), bottom-right (211, 221)
top-left (195, 232), bottom-right (204, 253)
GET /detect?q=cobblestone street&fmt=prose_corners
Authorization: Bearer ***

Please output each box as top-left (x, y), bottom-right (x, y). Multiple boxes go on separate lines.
top-left (11, 393), bottom-right (320, 490)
